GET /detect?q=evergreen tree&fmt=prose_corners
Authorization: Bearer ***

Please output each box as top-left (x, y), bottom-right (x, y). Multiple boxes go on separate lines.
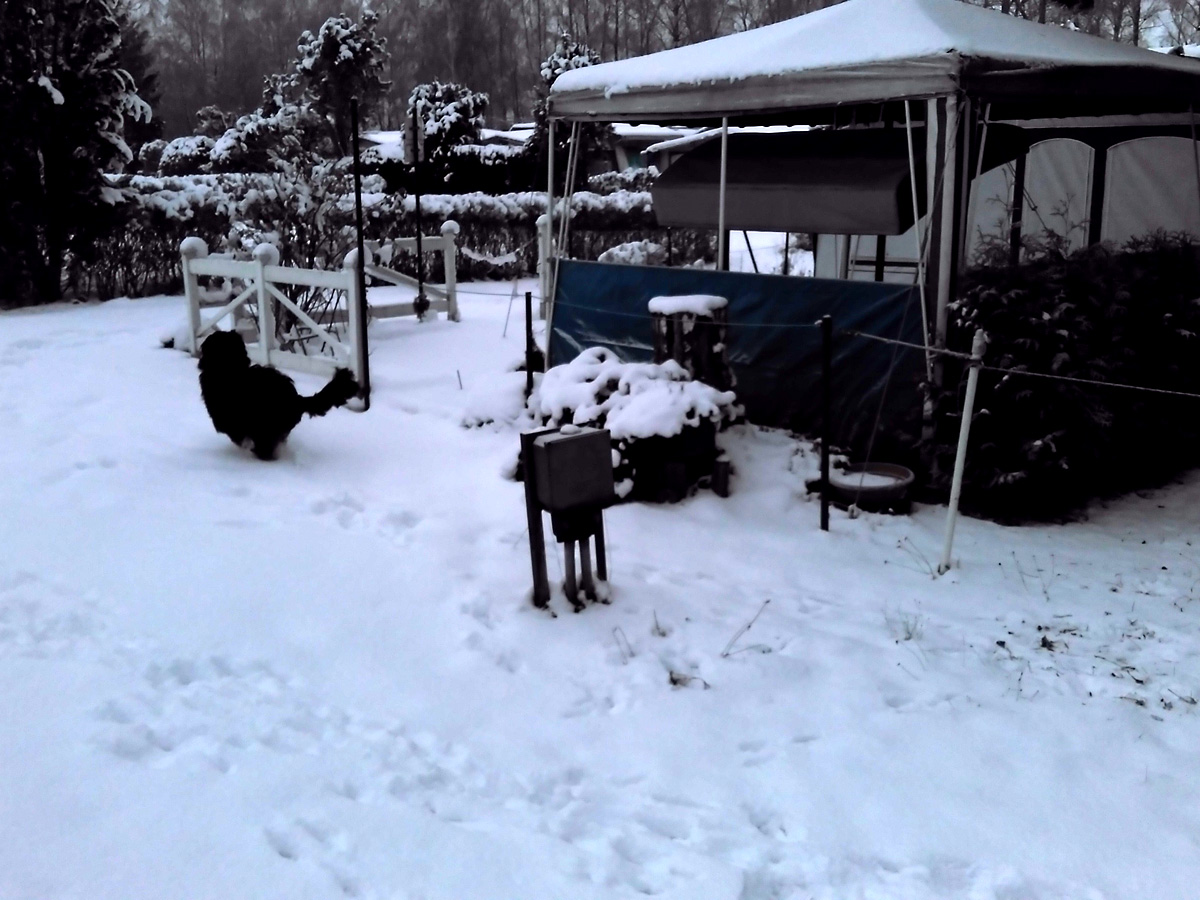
top-left (406, 81), bottom-right (489, 162)
top-left (526, 33), bottom-right (611, 193)
top-left (0, 0), bottom-right (149, 305)
top-left (294, 11), bottom-right (390, 156)
top-left (115, 1), bottom-right (162, 155)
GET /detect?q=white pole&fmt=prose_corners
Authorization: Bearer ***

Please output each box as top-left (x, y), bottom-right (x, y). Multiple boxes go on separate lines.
top-left (718, 116), bottom-right (729, 270)
top-left (180, 243), bottom-right (204, 355)
top-left (938, 328), bottom-right (988, 575)
top-left (535, 213), bottom-right (551, 320)
top-left (440, 220), bottom-right (459, 322)
top-left (255, 256), bottom-right (273, 366)
top-left (344, 253), bottom-right (366, 389)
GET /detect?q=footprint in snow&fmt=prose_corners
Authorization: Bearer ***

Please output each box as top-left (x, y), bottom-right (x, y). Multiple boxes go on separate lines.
top-left (310, 494), bottom-right (366, 529)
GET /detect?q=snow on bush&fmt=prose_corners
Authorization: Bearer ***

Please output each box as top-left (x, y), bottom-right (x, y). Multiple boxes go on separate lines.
top-left (520, 348), bottom-right (740, 500)
top-left (530, 347), bottom-right (738, 441)
top-left (598, 240), bottom-right (666, 267)
top-left (159, 135), bottom-right (215, 175)
top-left (408, 81), bottom-right (489, 161)
top-left (587, 166), bottom-right (659, 195)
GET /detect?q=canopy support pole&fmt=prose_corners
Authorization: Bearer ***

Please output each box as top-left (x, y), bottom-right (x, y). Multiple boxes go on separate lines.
top-left (546, 118), bottom-right (555, 317)
top-left (962, 102), bottom-right (990, 271)
top-left (549, 121), bottom-right (580, 331)
top-left (1190, 103), bottom-right (1200, 236)
top-left (904, 100), bottom-right (934, 384)
top-left (934, 94), bottom-right (961, 384)
top-left (718, 117), bottom-right (729, 270)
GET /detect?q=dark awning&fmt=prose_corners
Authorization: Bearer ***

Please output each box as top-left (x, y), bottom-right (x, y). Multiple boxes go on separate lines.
top-left (651, 126), bottom-right (1027, 235)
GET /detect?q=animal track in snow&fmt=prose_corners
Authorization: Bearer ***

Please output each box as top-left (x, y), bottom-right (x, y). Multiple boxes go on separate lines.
top-left (310, 493), bottom-right (367, 529)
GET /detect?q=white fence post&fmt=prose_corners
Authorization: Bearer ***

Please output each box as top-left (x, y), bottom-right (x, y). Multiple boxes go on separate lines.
top-left (441, 220), bottom-right (460, 322)
top-left (179, 237), bottom-right (208, 355)
top-left (938, 328), bottom-right (988, 575)
top-left (252, 243), bottom-right (278, 365)
top-left (343, 249), bottom-right (368, 390)
top-left (536, 213), bottom-right (552, 321)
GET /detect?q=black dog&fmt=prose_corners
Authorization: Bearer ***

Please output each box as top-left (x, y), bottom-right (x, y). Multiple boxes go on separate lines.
top-left (198, 330), bottom-right (359, 460)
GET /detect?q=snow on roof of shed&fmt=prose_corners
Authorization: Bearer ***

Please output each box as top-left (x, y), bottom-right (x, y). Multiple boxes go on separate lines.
top-left (550, 0), bottom-right (1200, 121)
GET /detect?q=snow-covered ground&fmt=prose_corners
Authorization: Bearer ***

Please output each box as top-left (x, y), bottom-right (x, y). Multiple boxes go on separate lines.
top-left (1, 284), bottom-right (1198, 900)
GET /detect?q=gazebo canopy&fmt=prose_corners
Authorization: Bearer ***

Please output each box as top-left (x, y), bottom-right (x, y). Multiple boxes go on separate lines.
top-left (549, 0), bottom-right (1200, 122)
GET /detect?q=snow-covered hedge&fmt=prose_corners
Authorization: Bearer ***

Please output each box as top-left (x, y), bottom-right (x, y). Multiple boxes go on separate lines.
top-left (598, 240), bottom-right (667, 267)
top-left (82, 171), bottom-right (713, 299)
top-left (587, 166), bottom-right (659, 195)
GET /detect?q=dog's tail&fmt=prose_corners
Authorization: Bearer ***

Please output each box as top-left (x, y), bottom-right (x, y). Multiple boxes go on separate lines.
top-left (301, 368), bottom-right (360, 417)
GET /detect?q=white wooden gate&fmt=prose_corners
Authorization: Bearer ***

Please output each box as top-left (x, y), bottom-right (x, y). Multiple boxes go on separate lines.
top-left (363, 220), bottom-right (460, 322)
top-left (180, 239), bottom-right (367, 387)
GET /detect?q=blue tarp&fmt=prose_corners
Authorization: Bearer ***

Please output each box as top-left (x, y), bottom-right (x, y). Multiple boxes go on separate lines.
top-left (549, 261), bottom-right (926, 450)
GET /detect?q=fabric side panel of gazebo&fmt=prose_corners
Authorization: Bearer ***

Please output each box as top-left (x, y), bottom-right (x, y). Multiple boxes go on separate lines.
top-left (653, 160), bottom-right (915, 234)
top-left (549, 260), bottom-right (925, 450)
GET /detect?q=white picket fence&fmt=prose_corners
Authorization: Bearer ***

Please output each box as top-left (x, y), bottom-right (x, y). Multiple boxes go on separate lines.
top-left (180, 239), bottom-right (367, 386)
top-left (179, 222), bottom-right (461, 384)
top-left (364, 220), bottom-right (460, 323)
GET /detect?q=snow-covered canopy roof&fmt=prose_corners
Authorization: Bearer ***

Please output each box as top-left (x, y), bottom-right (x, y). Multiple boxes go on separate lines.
top-left (550, 0), bottom-right (1200, 122)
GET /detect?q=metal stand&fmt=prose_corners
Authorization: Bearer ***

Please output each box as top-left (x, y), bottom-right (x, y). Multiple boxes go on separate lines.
top-left (349, 98), bottom-right (371, 409)
top-left (820, 314), bottom-right (832, 532)
top-left (521, 431), bottom-right (613, 613)
top-left (520, 429), bottom-right (555, 609)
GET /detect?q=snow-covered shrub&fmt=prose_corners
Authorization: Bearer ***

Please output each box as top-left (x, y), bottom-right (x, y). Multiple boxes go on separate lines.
top-left (923, 232), bottom-right (1200, 521)
top-left (159, 135), bottom-right (214, 175)
top-left (1, 0), bottom-right (151, 305)
top-left (193, 105), bottom-right (233, 139)
top-left (527, 347), bottom-right (740, 501)
top-left (525, 34), bottom-right (612, 195)
top-left (407, 81), bottom-right (488, 161)
top-left (588, 167), bottom-right (659, 195)
top-left (295, 12), bottom-right (390, 156)
top-left (136, 138), bottom-right (166, 174)
top-left (209, 102), bottom-right (332, 173)
top-left (598, 240), bottom-right (666, 267)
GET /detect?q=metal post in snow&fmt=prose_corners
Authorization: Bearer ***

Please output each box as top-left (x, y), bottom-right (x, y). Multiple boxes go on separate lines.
top-left (524, 290), bottom-right (535, 399)
top-left (820, 315), bottom-right (832, 533)
top-left (938, 328), bottom-right (988, 575)
top-left (350, 98), bottom-right (372, 409)
top-left (718, 117), bottom-right (729, 270)
top-left (520, 430), bottom-right (552, 609)
top-left (411, 104), bottom-right (428, 320)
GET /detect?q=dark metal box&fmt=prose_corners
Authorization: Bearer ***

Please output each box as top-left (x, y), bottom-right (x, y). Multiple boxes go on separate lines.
top-left (532, 428), bottom-right (615, 513)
